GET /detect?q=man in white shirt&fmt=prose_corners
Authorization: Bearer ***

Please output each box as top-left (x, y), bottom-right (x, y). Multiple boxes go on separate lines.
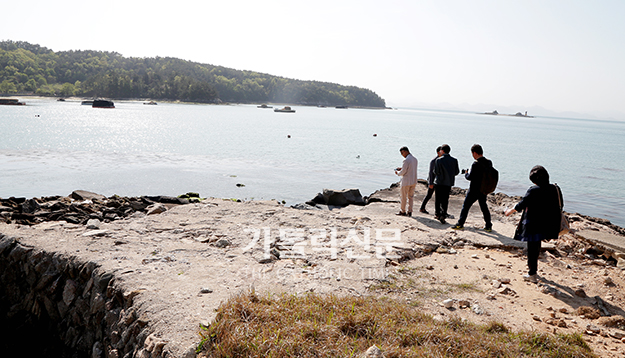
top-left (395, 146), bottom-right (418, 217)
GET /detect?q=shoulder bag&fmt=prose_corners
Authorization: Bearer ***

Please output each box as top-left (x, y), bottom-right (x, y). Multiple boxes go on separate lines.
top-left (554, 183), bottom-right (569, 235)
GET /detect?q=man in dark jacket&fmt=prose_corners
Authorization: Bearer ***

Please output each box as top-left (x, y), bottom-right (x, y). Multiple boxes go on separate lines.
top-left (452, 144), bottom-right (492, 231)
top-left (419, 146), bottom-right (441, 214)
top-left (433, 144), bottom-right (459, 224)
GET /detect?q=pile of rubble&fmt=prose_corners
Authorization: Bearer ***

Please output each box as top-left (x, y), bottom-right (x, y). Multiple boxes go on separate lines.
top-left (0, 190), bottom-right (202, 226)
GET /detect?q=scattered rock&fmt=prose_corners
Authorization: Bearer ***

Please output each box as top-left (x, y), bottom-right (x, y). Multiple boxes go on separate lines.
top-left (361, 345), bottom-right (385, 358)
top-left (21, 198), bottom-right (40, 214)
top-left (420, 244), bottom-right (439, 254)
top-left (200, 288), bottom-right (213, 294)
top-left (436, 247), bottom-right (449, 254)
top-left (458, 300), bottom-right (470, 308)
top-left (81, 230), bottom-right (110, 237)
top-left (215, 239), bottom-right (231, 248)
top-left (291, 203), bottom-right (322, 210)
top-left (70, 190), bottom-right (106, 201)
top-left (86, 218), bottom-right (101, 229)
top-left (545, 318), bottom-right (567, 328)
top-left (442, 299), bottom-right (454, 308)
top-left (146, 204), bottom-right (167, 215)
top-left (609, 331), bottom-right (625, 340)
top-left (178, 192), bottom-right (201, 200)
top-left (597, 315), bottom-right (625, 328)
top-left (256, 253), bottom-right (278, 264)
top-left (577, 306), bottom-right (601, 319)
top-left (586, 324), bottom-right (601, 335)
top-left (497, 286), bottom-right (516, 296)
top-left (472, 303), bottom-right (484, 315)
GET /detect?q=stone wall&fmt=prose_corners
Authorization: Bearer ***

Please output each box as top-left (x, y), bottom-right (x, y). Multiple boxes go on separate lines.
top-left (0, 234), bottom-right (163, 358)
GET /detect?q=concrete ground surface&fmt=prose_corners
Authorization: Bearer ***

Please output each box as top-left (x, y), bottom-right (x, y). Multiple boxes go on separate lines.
top-left (1, 182), bottom-right (625, 357)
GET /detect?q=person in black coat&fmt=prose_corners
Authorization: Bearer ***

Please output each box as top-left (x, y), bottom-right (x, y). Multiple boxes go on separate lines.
top-left (433, 144), bottom-right (460, 224)
top-left (505, 165), bottom-right (562, 283)
top-left (419, 146), bottom-right (441, 214)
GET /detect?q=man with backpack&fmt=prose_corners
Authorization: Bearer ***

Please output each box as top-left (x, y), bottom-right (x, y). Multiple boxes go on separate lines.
top-left (451, 144), bottom-right (494, 232)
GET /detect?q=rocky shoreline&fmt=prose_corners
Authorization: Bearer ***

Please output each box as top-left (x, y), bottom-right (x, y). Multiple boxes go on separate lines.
top-left (1, 182), bottom-right (625, 357)
top-left (0, 190), bottom-right (203, 226)
top-left (3, 182), bottom-right (624, 236)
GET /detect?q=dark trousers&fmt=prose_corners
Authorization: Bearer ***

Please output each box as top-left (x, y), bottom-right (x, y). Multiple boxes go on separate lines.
top-left (434, 185), bottom-right (451, 218)
top-left (420, 187), bottom-right (435, 210)
top-left (527, 240), bottom-right (541, 275)
top-left (457, 188), bottom-right (492, 227)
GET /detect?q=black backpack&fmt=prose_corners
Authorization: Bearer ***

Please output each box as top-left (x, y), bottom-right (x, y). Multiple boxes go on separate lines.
top-left (480, 162), bottom-right (499, 195)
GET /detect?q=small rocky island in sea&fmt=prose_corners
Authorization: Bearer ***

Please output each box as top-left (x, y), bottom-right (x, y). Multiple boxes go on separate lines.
top-left (481, 110), bottom-right (534, 118)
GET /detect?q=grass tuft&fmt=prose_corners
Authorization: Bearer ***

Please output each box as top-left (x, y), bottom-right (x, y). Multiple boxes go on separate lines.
top-left (196, 290), bottom-right (597, 358)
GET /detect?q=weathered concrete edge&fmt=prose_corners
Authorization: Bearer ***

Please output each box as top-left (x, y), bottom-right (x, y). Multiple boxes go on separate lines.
top-left (576, 229), bottom-right (625, 256)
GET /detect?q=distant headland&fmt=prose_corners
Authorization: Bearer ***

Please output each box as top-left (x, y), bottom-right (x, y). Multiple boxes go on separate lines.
top-left (0, 40), bottom-right (386, 108)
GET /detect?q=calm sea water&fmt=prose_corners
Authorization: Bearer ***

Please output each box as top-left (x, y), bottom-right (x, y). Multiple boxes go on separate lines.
top-left (1, 98), bottom-right (624, 227)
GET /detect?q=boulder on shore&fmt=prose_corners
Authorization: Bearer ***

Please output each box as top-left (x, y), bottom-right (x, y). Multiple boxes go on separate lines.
top-left (70, 190), bottom-right (107, 201)
top-left (308, 188), bottom-right (365, 207)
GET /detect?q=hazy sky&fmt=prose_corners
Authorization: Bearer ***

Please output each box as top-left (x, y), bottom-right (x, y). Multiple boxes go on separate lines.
top-left (3, 0), bottom-right (624, 117)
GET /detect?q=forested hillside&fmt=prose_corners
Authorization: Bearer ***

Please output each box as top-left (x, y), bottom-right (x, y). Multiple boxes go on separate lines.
top-left (0, 41), bottom-right (386, 107)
